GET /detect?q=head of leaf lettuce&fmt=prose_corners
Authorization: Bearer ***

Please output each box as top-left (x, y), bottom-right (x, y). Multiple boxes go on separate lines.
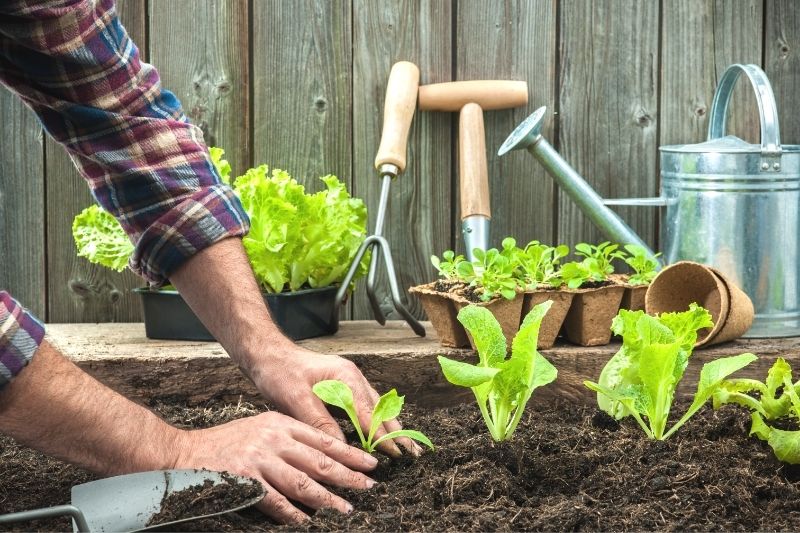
top-left (72, 147), bottom-right (370, 293)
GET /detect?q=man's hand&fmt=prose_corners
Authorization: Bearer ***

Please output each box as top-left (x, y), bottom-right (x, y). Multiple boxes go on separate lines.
top-left (173, 411), bottom-right (378, 523)
top-left (170, 237), bottom-right (421, 457)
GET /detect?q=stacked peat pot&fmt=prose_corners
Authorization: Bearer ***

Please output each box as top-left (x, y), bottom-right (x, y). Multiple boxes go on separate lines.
top-left (411, 241), bottom-right (661, 349)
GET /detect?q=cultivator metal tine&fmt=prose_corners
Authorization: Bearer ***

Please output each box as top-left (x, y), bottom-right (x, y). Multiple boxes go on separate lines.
top-left (365, 244), bottom-right (386, 324)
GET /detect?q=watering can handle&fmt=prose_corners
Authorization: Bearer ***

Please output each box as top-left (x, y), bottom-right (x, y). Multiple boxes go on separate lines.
top-left (707, 63), bottom-right (782, 162)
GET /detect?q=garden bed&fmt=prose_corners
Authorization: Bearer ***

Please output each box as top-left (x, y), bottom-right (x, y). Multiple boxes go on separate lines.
top-left (3, 399), bottom-right (800, 531)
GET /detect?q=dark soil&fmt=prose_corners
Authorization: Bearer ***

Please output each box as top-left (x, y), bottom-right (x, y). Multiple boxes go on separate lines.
top-left (146, 471), bottom-right (263, 527)
top-left (578, 280), bottom-right (614, 289)
top-left (2, 398), bottom-right (800, 531)
top-left (431, 279), bottom-right (486, 303)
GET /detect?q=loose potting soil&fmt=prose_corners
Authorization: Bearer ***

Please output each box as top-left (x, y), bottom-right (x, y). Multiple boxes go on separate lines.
top-left (2, 398), bottom-right (800, 531)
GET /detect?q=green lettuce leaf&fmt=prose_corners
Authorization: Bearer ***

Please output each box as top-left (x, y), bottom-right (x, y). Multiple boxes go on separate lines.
top-left (72, 205), bottom-right (134, 272)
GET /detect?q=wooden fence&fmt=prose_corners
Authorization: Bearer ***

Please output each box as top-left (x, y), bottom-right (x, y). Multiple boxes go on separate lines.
top-left (1, 0), bottom-right (798, 324)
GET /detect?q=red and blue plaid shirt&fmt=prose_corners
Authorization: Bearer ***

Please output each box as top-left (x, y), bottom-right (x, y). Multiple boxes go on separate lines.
top-left (0, 0), bottom-right (250, 388)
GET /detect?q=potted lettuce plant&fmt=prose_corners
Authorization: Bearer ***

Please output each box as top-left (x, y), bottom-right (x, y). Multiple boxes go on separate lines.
top-left (72, 148), bottom-right (368, 341)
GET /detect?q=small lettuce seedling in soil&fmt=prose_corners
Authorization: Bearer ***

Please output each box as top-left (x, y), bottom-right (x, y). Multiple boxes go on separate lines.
top-left (558, 260), bottom-right (594, 289)
top-left (437, 301), bottom-right (558, 442)
top-left (312, 380), bottom-right (434, 453)
top-left (515, 241), bottom-right (570, 290)
top-left (431, 250), bottom-right (467, 281)
top-left (575, 241), bottom-right (624, 279)
top-left (584, 304), bottom-right (756, 440)
top-left (713, 358), bottom-right (800, 463)
top-left (456, 239), bottom-right (521, 301)
top-left (623, 244), bottom-right (661, 285)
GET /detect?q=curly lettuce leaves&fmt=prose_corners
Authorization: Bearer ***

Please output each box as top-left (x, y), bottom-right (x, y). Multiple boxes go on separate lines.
top-left (586, 304), bottom-right (756, 440)
top-left (235, 166), bottom-right (368, 293)
top-left (72, 205), bottom-right (134, 272)
top-left (438, 301), bottom-right (558, 442)
top-left (209, 146), bottom-right (232, 184)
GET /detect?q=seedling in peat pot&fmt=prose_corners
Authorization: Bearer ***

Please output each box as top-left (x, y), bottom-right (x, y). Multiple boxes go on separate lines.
top-left (431, 250), bottom-right (467, 281)
top-left (515, 241), bottom-right (570, 290)
top-left (714, 358), bottom-right (800, 463)
top-left (584, 305), bottom-right (756, 440)
top-left (575, 241), bottom-right (625, 280)
top-left (623, 244), bottom-right (661, 285)
top-left (437, 301), bottom-right (558, 442)
top-left (312, 380), bottom-right (434, 453)
top-left (457, 239), bottom-right (521, 301)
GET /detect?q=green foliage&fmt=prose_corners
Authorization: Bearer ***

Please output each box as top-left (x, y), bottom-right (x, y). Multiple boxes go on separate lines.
top-left (575, 241), bottom-right (624, 281)
top-left (431, 250), bottom-right (466, 281)
top-left (72, 205), bottom-right (134, 272)
top-left (514, 241), bottom-right (569, 289)
top-left (713, 358), bottom-right (800, 463)
top-left (437, 301), bottom-right (558, 441)
top-left (558, 260), bottom-right (594, 289)
top-left (585, 305), bottom-right (756, 440)
top-left (623, 244), bottom-right (661, 285)
top-left (312, 380), bottom-right (434, 453)
top-left (209, 146), bottom-right (232, 184)
top-left (457, 240), bottom-right (520, 301)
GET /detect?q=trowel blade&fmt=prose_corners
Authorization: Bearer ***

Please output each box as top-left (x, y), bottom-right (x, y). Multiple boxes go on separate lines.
top-left (70, 469), bottom-right (264, 533)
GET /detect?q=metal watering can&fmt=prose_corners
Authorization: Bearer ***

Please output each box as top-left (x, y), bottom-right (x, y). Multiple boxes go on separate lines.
top-left (499, 64), bottom-right (800, 338)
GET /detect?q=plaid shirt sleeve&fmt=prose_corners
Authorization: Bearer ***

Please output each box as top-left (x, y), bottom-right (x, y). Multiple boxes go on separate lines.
top-left (0, 0), bottom-right (250, 286)
top-left (0, 292), bottom-right (45, 389)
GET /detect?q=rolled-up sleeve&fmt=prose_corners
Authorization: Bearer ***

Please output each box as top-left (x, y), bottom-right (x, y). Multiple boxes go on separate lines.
top-left (0, 292), bottom-right (45, 390)
top-left (0, 0), bottom-right (249, 285)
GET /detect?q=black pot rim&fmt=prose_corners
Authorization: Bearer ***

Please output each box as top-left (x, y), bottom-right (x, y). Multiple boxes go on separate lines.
top-left (133, 284), bottom-right (341, 297)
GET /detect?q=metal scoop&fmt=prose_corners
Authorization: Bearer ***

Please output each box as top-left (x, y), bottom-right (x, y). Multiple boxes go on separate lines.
top-left (0, 469), bottom-right (265, 533)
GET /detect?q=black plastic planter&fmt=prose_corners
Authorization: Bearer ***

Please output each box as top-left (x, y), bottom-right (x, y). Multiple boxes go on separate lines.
top-left (134, 286), bottom-right (340, 342)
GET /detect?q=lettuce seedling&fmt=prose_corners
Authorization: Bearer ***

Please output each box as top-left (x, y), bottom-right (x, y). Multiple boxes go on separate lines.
top-left (558, 260), bottom-right (594, 289)
top-left (623, 244), bottom-right (661, 285)
top-left (431, 250), bottom-right (467, 281)
top-left (456, 239), bottom-right (521, 301)
top-left (585, 305), bottom-right (756, 440)
top-left (312, 380), bottom-right (434, 453)
top-left (437, 301), bottom-right (558, 441)
top-left (515, 241), bottom-right (570, 289)
top-left (713, 358), bottom-right (800, 463)
top-left (575, 241), bottom-right (624, 280)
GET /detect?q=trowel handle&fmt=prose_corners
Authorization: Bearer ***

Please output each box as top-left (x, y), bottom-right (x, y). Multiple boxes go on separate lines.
top-left (459, 103), bottom-right (491, 219)
top-left (374, 61), bottom-right (420, 174)
top-left (419, 80), bottom-right (528, 111)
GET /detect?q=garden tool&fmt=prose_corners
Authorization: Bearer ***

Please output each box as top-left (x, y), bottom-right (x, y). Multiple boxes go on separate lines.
top-left (498, 63), bottom-right (800, 338)
top-left (418, 80), bottom-right (529, 260)
top-left (334, 61), bottom-right (426, 337)
top-left (0, 469), bottom-right (265, 533)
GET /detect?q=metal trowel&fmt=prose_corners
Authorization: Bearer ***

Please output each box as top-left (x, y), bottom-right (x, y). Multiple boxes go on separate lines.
top-left (0, 469), bottom-right (265, 533)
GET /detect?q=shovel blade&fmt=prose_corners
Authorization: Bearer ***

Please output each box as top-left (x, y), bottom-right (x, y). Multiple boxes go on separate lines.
top-left (70, 469), bottom-right (264, 532)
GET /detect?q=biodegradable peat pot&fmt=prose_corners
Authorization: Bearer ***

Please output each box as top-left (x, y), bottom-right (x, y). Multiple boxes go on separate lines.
top-left (409, 282), bottom-right (470, 348)
top-left (522, 289), bottom-right (575, 349)
top-left (645, 261), bottom-right (754, 347)
top-left (562, 284), bottom-right (626, 346)
top-left (135, 285), bottom-right (340, 342)
top-left (610, 273), bottom-right (648, 312)
top-left (454, 294), bottom-right (524, 351)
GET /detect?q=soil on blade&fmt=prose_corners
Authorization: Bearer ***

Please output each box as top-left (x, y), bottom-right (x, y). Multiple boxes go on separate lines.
top-left (2, 398), bottom-right (800, 531)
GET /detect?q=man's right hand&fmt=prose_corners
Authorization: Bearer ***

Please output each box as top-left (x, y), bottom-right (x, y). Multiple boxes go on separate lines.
top-left (172, 410), bottom-right (378, 523)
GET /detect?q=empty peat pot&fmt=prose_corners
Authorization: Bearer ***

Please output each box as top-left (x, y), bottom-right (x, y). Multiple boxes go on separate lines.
top-left (644, 261), bottom-right (754, 347)
top-left (135, 286), bottom-right (340, 342)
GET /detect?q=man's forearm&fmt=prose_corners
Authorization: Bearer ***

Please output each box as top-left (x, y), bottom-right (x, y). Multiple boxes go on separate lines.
top-left (169, 236), bottom-right (294, 386)
top-left (0, 341), bottom-right (184, 476)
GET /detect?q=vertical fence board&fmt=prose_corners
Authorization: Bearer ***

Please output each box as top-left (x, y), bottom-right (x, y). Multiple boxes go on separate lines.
top-left (252, 0), bottom-right (352, 189)
top-left (456, 0), bottom-right (557, 250)
top-left (45, 1), bottom-right (147, 323)
top-left (352, 0), bottom-right (453, 320)
top-left (557, 0), bottom-right (660, 252)
top-left (0, 94), bottom-right (45, 317)
top-left (765, 0), bottom-right (800, 144)
top-left (661, 1), bottom-right (762, 149)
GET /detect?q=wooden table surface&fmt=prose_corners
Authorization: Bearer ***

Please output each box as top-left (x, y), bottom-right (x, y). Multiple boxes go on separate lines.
top-left (47, 321), bottom-right (800, 408)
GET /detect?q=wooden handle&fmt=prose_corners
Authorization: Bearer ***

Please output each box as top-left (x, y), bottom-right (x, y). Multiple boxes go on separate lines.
top-left (459, 103), bottom-right (491, 219)
top-left (419, 80), bottom-right (528, 111)
top-left (374, 61), bottom-right (420, 173)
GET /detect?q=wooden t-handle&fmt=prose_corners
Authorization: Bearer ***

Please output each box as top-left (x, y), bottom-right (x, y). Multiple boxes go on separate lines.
top-left (419, 80), bottom-right (528, 111)
top-left (374, 61), bottom-right (420, 173)
top-left (459, 103), bottom-right (491, 219)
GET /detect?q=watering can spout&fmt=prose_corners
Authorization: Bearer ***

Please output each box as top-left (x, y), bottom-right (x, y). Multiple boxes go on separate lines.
top-left (499, 106), bottom-right (662, 264)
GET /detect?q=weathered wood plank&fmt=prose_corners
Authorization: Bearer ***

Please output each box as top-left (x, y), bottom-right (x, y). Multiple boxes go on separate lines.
top-left (765, 0), bottom-right (800, 144)
top-left (47, 321), bottom-right (799, 409)
top-left (557, 0), bottom-right (660, 251)
top-left (44, 1), bottom-right (147, 323)
top-left (352, 0), bottom-right (453, 320)
top-left (661, 1), bottom-right (762, 148)
top-left (456, 0), bottom-right (557, 250)
top-left (0, 92), bottom-right (45, 317)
